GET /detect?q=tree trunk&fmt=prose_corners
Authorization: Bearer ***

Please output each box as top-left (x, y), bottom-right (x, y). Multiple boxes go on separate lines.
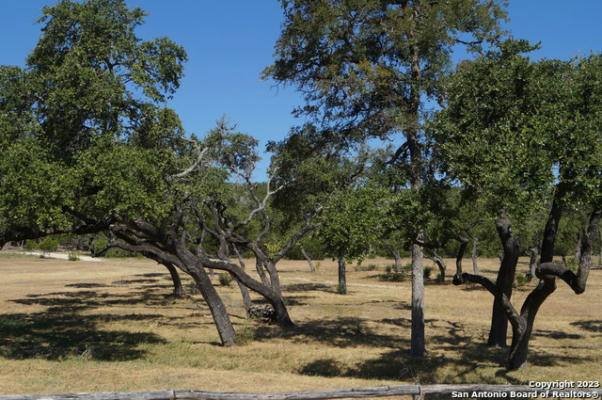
top-left (337, 256), bottom-right (347, 294)
top-left (300, 246), bottom-right (316, 272)
top-left (386, 246), bottom-right (403, 272)
top-left (471, 238), bottom-right (479, 275)
top-left (164, 262), bottom-right (185, 298)
top-left (540, 196), bottom-right (562, 263)
top-left (255, 259), bottom-right (271, 287)
top-left (599, 228), bottom-right (602, 266)
top-left (456, 237), bottom-right (469, 281)
top-left (426, 250), bottom-right (446, 283)
top-left (488, 213), bottom-right (519, 347)
top-left (410, 238), bottom-right (426, 357)
top-left (528, 247), bottom-right (538, 281)
top-left (575, 229), bottom-right (583, 264)
top-left (232, 274), bottom-right (252, 314)
top-left (232, 247), bottom-right (252, 314)
top-left (187, 266), bottom-right (236, 347)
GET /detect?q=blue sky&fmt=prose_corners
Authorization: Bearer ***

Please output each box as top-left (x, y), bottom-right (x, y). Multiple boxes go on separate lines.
top-left (1, 1), bottom-right (601, 178)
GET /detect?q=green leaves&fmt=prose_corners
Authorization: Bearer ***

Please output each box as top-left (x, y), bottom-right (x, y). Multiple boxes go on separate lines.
top-left (318, 186), bottom-right (387, 261)
top-left (266, 0), bottom-right (507, 139)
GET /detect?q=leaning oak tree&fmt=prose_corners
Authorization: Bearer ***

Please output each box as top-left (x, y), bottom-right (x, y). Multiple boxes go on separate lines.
top-left (434, 43), bottom-right (601, 369)
top-left (265, 0), bottom-right (508, 357)
top-left (1, 0), bottom-right (233, 346)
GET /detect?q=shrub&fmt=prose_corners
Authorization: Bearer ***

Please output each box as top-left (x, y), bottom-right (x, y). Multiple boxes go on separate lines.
top-left (24, 240), bottom-right (37, 251)
top-left (423, 266), bottom-right (433, 280)
top-left (218, 273), bottom-right (233, 287)
top-left (354, 264), bottom-right (378, 272)
top-left (513, 272), bottom-right (530, 288)
top-left (68, 252), bottom-right (79, 261)
top-left (38, 237), bottom-right (59, 253)
top-left (379, 271), bottom-right (406, 282)
top-left (565, 257), bottom-right (579, 272)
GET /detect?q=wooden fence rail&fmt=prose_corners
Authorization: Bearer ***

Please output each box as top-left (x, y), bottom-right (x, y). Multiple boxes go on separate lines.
top-left (1, 384), bottom-right (601, 400)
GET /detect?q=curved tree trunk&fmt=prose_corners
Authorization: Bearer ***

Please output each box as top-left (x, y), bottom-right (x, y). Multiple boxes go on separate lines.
top-left (506, 211), bottom-right (599, 370)
top-left (426, 250), bottom-right (446, 283)
top-left (164, 262), bottom-right (185, 298)
top-left (471, 238), bottom-right (479, 275)
top-left (488, 213), bottom-right (519, 347)
top-left (337, 256), bottom-right (347, 294)
top-left (300, 246), bottom-right (316, 272)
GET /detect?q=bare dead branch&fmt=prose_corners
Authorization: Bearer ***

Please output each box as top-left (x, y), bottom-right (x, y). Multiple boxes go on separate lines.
top-left (168, 141), bottom-right (207, 182)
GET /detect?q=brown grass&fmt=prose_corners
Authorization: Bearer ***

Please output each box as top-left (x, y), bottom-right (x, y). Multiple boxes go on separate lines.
top-left (0, 254), bottom-right (600, 395)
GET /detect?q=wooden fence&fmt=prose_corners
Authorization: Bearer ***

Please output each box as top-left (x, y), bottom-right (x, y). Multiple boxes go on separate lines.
top-left (1, 384), bottom-right (601, 400)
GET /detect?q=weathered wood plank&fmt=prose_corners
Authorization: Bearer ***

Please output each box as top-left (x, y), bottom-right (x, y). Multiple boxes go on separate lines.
top-left (1, 385), bottom-right (601, 400)
top-left (175, 385), bottom-right (420, 400)
top-left (0, 390), bottom-right (175, 400)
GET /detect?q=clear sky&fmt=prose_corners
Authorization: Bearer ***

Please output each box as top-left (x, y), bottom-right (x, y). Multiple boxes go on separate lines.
top-left (1, 1), bottom-right (601, 178)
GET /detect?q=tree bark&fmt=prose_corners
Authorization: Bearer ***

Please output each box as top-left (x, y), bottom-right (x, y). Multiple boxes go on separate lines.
top-left (488, 213), bottom-right (519, 347)
top-left (599, 228), bottom-right (602, 266)
top-left (527, 247), bottom-right (538, 281)
top-left (300, 246), bottom-right (316, 272)
top-left (232, 246), bottom-right (253, 314)
top-left (255, 259), bottom-right (271, 287)
top-left (456, 237), bottom-right (469, 281)
top-left (410, 238), bottom-right (425, 357)
top-left (471, 238), bottom-right (479, 275)
top-left (187, 266), bottom-right (236, 346)
top-left (575, 229), bottom-right (583, 264)
top-left (164, 262), bottom-right (185, 298)
top-left (337, 256), bottom-right (347, 294)
top-left (386, 245), bottom-right (403, 272)
top-left (426, 250), bottom-right (446, 283)
top-left (540, 196), bottom-right (562, 263)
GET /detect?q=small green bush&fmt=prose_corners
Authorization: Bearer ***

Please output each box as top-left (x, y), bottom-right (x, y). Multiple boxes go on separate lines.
top-left (218, 273), bottom-right (233, 287)
top-left (68, 252), bottom-right (80, 261)
top-left (565, 257), bottom-right (579, 272)
top-left (513, 273), bottom-right (530, 288)
top-left (423, 266), bottom-right (433, 280)
top-left (379, 272), bottom-right (406, 282)
top-left (24, 240), bottom-right (38, 251)
top-left (354, 264), bottom-right (378, 272)
top-left (38, 237), bottom-right (59, 253)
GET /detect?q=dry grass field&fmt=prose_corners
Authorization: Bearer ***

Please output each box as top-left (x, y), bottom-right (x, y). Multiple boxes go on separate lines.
top-left (0, 252), bottom-right (600, 395)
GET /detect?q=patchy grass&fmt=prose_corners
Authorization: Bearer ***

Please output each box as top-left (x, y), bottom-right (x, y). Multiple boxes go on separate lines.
top-left (0, 254), bottom-right (600, 394)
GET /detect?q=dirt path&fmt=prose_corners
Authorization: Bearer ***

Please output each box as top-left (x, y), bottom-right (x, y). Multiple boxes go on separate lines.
top-left (12, 251), bottom-right (104, 262)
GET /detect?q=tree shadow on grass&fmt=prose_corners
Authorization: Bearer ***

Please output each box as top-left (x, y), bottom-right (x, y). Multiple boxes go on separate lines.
top-left (0, 282), bottom-right (207, 361)
top-left (283, 283), bottom-right (333, 293)
top-left (254, 316), bottom-right (406, 348)
top-left (296, 317), bottom-right (598, 384)
top-left (0, 311), bottom-right (165, 361)
top-left (570, 320), bottom-right (602, 333)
